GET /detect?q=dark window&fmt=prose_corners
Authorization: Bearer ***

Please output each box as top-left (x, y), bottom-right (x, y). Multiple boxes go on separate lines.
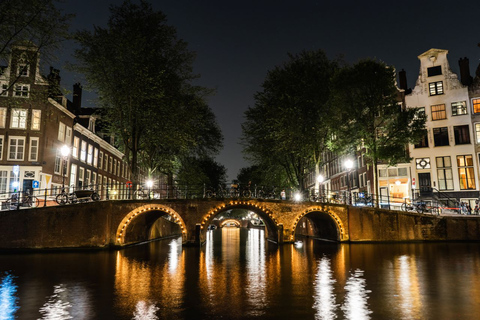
top-left (427, 66), bottom-right (442, 77)
top-left (414, 133), bottom-right (429, 148)
top-left (433, 127), bottom-right (449, 146)
top-left (436, 156), bottom-right (453, 190)
top-left (429, 81), bottom-right (444, 96)
top-left (454, 125), bottom-right (470, 145)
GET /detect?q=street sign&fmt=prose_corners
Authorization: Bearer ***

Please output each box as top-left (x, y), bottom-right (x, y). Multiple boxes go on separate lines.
top-left (126, 181), bottom-right (133, 188)
top-left (32, 180), bottom-right (40, 188)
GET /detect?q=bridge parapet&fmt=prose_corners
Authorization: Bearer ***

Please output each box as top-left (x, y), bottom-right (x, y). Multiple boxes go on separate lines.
top-left (0, 199), bottom-right (479, 250)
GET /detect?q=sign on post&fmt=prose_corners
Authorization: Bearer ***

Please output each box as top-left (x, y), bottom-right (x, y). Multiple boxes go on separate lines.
top-left (32, 180), bottom-right (40, 188)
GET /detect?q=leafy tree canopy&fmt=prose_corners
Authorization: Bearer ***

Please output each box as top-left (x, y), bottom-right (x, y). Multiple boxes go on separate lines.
top-left (72, 0), bottom-right (222, 182)
top-left (242, 49), bottom-right (338, 190)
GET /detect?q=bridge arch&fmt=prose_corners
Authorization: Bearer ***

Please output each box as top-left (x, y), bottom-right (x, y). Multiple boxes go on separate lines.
top-left (199, 200), bottom-right (281, 243)
top-left (116, 204), bottom-right (187, 246)
top-left (291, 206), bottom-right (346, 242)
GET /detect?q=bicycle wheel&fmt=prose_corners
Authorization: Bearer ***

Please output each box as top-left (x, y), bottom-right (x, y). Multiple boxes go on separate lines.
top-left (242, 190), bottom-right (252, 198)
top-left (23, 196), bottom-right (33, 207)
top-left (134, 190), bottom-right (145, 200)
top-left (205, 190), bottom-right (214, 198)
top-left (401, 203), bottom-right (408, 212)
top-left (34, 196), bottom-right (40, 207)
top-left (257, 190), bottom-right (265, 199)
top-left (56, 194), bottom-right (68, 205)
top-left (416, 205), bottom-right (425, 214)
top-left (91, 192), bottom-right (100, 201)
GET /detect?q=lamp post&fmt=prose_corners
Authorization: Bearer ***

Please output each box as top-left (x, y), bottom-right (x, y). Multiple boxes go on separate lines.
top-left (344, 159), bottom-right (354, 205)
top-left (146, 179), bottom-right (153, 200)
top-left (60, 145), bottom-right (70, 191)
top-left (317, 174), bottom-right (324, 201)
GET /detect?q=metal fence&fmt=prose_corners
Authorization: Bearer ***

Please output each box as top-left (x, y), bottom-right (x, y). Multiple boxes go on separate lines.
top-left (0, 183), bottom-right (466, 216)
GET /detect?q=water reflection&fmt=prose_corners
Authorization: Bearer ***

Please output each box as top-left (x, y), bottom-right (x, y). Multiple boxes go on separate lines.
top-left (341, 269), bottom-right (372, 320)
top-left (133, 300), bottom-right (159, 320)
top-left (0, 273), bottom-right (19, 319)
top-left (114, 237), bottom-right (184, 318)
top-left (313, 257), bottom-right (338, 320)
top-left (245, 229), bottom-right (267, 316)
top-left (395, 255), bottom-right (422, 319)
top-left (38, 284), bottom-right (73, 319)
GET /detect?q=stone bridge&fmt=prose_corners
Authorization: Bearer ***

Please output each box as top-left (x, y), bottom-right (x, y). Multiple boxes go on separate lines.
top-left (0, 198), bottom-right (479, 250)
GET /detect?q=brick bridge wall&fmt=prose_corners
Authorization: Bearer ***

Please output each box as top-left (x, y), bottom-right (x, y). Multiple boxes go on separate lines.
top-left (0, 199), bottom-right (479, 250)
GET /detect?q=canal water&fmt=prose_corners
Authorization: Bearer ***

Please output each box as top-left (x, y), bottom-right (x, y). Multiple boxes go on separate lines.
top-left (1, 228), bottom-right (480, 319)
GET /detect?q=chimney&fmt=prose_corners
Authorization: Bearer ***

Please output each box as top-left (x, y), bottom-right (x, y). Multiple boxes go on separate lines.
top-left (73, 83), bottom-right (82, 115)
top-left (398, 69), bottom-right (408, 91)
top-left (458, 57), bottom-right (473, 86)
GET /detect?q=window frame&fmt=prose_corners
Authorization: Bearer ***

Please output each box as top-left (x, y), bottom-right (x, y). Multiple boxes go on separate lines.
top-left (431, 104), bottom-right (447, 121)
top-left (429, 81), bottom-right (444, 96)
top-left (457, 155), bottom-right (476, 190)
top-left (454, 125), bottom-right (471, 145)
top-left (433, 127), bottom-right (449, 147)
top-left (13, 84), bottom-right (29, 98)
top-left (58, 122), bottom-right (66, 141)
top-left (10, 109), bottom-right (27, 129)
top-left (31, 109), bottom-right (41, 130)
top-left (436, 156), bottom-right (454, 190)
top-left (7, 136), bottom-right (25, 161)
top-left (451, 101), bottom-right (467, 116)
top-left (29, 137), bottom-right (39, 162)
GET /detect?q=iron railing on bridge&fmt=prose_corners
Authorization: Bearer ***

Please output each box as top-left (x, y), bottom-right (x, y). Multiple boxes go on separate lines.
top-left (0, 183), bottom-right (465, 216)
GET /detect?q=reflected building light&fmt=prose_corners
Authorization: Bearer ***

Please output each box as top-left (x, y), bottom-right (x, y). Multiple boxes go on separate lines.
top-left (396, 255), bottom-right (421, 318)
top-left (245, 228), bottom-right (267, 317)
top-left (205, 230), bottom-right (214, 279)
top-left (168, 238), bottom-right (182, 274)
top-left (38, 284), bottom-right (73, 320)
top-left (313, 257), bottom-right (338, 320)
top-left (0, 273), bottom-right (19, 319)
top-left (133, 300), bottom-right (159, 320)
top-left (341, 269), bottom-right (372, 320)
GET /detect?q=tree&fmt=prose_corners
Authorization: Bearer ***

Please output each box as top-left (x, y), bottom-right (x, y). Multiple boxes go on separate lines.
top-left (242, 50), bottom-right (338, 191)
top-left (177, 156), bottom-right (227, 194)
top-left (0, 0), bottom-right (72, 94)
top-left (330, 59), bottom-right (426, 205)
top-left (72, 0), bottom-right (222, 184)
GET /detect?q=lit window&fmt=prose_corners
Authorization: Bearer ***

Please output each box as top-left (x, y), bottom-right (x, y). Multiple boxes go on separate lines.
top-left (0, 108), bottom-right (6, 128)
top-left (87, 144), bottom-right (93, 164)
top-left (93, 148), bottom-right (98, 167)
top-left (80, 141), bottom-right (87, 162)
top-left (70, 164), bottom-right (77, 188)
top-left (431, 104), bottom-right (446, 120)
top-left (436, 156), bottom-right (453, 190)
top-left (10, 109), bottom-right (27, 129)
top-left (31, 110), bottom-right (41, 130)
top-left (29, 137), bottom-right (39, 162)
top-left (99, 151), bottom-right (103, 169)
top-left (429, 81), bottom-right (443, 96)
top-left (473, 98), bottom-right (480, 114)
top-left (58, 122), bottom-right (65, 141)
top-left (72, 137), bottom-right (79, 158)
top-left (14, 84), bottom-right (29, 97)
top-left (416, 158), bottom-right (431, 169)
top-left (8, 137), bottom-right (25, 160)
top-left (78, 167), bottom-right (84, 188)
top-left (65, 127), bottom-right (72, 145)
top-left (457, 155), bottom-right (475, 190)
top-left (451, 101), bottom-right (467, 116)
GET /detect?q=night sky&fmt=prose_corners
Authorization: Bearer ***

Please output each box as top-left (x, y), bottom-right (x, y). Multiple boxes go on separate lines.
top-left (56, 0), bottom-right (480, 181)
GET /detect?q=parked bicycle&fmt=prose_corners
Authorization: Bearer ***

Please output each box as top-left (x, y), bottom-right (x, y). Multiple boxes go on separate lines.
top-left (257, 186), bottom-right (277, 199)
top-left (7, 191), bottom-right (40, 208)
top-left (133, 186), bottom-right (149, 200)
top-left (355, 192), bottom-right (373, 207)
top-left (401, 199), bottom-right (427, 213)
top-left (56, 187), bottom-right (100, 205)
top-left (205, 185), bottom-right (229, 198)
top-left (229, 182), bottom-right (252, 198)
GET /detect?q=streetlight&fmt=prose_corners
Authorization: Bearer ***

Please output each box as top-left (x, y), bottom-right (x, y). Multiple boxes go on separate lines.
top-left (317, 174), bottom-right (324, 200)
top-left (146, 180), bottom-right (153, 200)
top-left (60, 145), bottom-right (70, 191)
top-left (344, 159), bottom-right (354, 205)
